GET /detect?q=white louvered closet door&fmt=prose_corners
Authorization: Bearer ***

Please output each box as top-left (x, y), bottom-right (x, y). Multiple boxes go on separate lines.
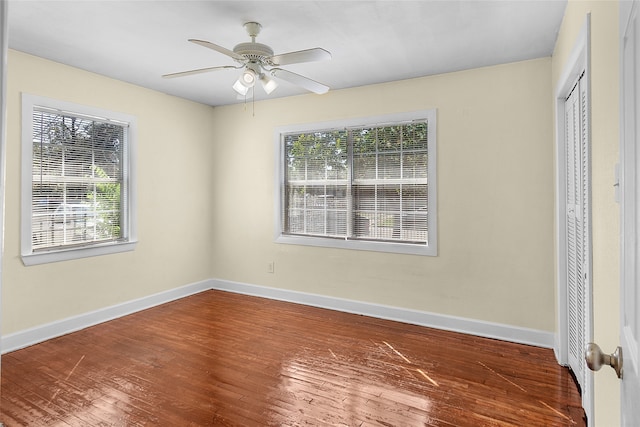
top-left (565, 74), bottom-right (591, 399)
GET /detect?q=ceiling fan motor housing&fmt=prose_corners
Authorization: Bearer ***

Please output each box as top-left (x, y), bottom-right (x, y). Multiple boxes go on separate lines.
top-left (233, 42), bottom-right (274, 65)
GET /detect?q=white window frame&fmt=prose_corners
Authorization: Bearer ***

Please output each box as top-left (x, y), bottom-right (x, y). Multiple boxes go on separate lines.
top-left (21, 94), bottom-right (138, 265)
top-left (274, 110), bottom-right (437, 256)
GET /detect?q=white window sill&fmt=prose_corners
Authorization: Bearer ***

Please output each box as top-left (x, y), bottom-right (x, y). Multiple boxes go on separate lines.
top-left (275, 234), bottom-right (437, 256)
top-left (22, 240), bottom-right (137, 266)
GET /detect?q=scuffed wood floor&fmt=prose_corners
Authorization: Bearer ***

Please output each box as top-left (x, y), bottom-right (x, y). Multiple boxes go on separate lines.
top-left (0, 290), bottom-right (585, 426)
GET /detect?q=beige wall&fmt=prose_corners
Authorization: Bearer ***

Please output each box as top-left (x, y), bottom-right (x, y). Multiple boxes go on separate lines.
top-left (210, 58), bottom-right (556, 331)
top-left (2, 50), bottom-right (216, 334)
top-left (551, 1), bottom-right (620, 425)
top-left (4, 41), bottom-right (557, 361)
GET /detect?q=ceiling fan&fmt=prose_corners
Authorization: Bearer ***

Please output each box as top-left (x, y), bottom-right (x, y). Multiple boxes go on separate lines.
top-left (163, 21), bottom-right (332, 97)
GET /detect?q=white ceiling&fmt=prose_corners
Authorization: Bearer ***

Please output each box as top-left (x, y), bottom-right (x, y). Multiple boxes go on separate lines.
top-left (7, 0), bottom-right (567, 107)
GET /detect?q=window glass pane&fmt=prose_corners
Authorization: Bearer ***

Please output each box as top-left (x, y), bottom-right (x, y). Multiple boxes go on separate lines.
top-left (401, 122), bottom-right (428, 179)
top-left (353, 184), bottom-right (428, 243)
top-left (378, 153), bottom-right (401, 179)
top-left (377, 125), bottom-right (401, 151)
top-left (353, 153), bottom-right (376, 179)
top-left (285, 184), bottom-right (348, 238)
top-left (351, 128), bottom-right (374, 154)
top-left (283, 119), bottom-right (430, 246)
top-left (285, 130), bottom-right (347, 181)
top-left (31, 108), bottom-right (125, 251)
top-left (400, 184), bottom-right (428, 242)
top-left (402, 152), bottom-right (428, 179)
top-left (402, 122), bottom-right (428, 150)
top-left (284, 130), bottom-right (348, 238)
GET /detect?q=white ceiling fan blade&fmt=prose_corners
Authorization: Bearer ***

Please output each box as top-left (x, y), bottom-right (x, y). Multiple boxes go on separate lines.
top-left (270, 68), bottom-right (329, 94)
top-left (269, 48), bottom-right (331, 66)
top-left (162, 65), bottom-right (238, 79)
top-left (189, 39), bottom-right (245, 61)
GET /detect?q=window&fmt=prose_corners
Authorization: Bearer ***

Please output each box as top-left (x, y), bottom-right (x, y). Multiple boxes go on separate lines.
top-left (21, 94), bottom-right (137, 265)
top-left (275, 110), bottom-right (437, 256)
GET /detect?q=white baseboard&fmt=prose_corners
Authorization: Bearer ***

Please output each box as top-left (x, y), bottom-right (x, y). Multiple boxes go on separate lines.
top-left (210, 279), bottom-right (555, 349)
top-left (1, 279), bottom-right (213, 354)
top-left (1, 277), bottom-right (555, 354)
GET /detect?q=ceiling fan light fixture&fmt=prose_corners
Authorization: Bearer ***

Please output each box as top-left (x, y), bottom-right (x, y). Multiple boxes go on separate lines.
top-left (261, 74), bottom-right (278, 94)
top-left (232, 78), bottom-right (249, 96)
top-left (241, 68), bottom-right (257, 87)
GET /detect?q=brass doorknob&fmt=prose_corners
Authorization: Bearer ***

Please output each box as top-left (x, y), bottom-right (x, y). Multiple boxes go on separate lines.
top-left (585, 343), bottom-right (623, 379)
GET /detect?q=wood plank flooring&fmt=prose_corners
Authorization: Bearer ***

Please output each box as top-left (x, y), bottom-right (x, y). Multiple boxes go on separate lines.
top-left (0, 290), bottom-right (585, 426)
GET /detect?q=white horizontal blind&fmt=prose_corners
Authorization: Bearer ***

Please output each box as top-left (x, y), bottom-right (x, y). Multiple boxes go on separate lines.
top-left (283, 120), bottom-right (429, 244)
top-left (284, 129), bottom-right (349, 237)
top-left (31, 107), bottom-right (126, 251)
top-left (352, 122), bottom-right (428, 243)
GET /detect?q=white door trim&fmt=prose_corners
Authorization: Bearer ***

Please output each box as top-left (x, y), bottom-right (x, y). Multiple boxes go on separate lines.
top-left (619, 0), bottom-right (640, 423)
top-left (554, 13), bottom-right (593, 424)
top-left (0, 0), bottom-right (9, 357)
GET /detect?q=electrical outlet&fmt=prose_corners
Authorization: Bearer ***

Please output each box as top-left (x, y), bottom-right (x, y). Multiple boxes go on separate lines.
top-left (267, 262), bottom-right (275, 273)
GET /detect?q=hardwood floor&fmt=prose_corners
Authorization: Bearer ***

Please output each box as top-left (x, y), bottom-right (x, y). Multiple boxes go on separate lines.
top-left (0, 290), bottom-right (585, 426)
